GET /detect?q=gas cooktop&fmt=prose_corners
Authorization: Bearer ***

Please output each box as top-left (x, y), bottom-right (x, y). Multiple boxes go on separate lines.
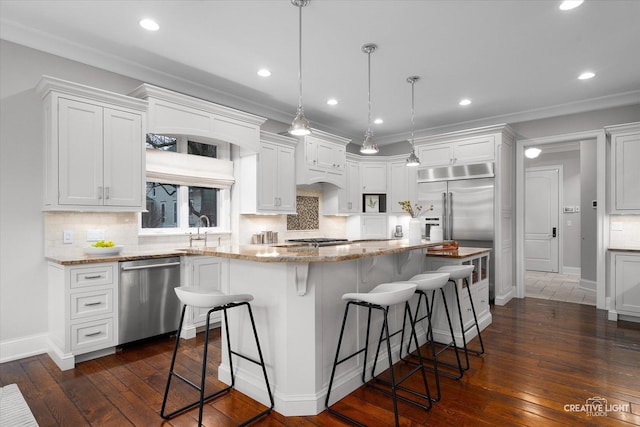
top-left (285, 238), bottom-right (350, 247)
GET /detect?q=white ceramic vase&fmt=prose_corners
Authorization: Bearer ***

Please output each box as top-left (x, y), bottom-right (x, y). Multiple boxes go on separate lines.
top-left (408, 217), bottom-right (422, 244)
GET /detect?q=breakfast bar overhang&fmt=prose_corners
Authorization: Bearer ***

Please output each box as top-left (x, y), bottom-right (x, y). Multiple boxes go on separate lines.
top-left (183, 240), bottom-right (492, 416)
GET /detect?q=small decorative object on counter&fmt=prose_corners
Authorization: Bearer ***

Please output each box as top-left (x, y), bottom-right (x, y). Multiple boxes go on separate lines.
top-left (399, 200), bottom-right (433, 244)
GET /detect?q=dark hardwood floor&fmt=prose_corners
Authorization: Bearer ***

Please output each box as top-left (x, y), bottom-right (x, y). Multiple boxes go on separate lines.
top-left (2, 298), bottom-right (639, 426)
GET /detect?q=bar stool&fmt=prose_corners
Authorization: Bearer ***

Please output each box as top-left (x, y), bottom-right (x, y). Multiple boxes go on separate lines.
top-left (161, 287), bottom-right (274, 426)
top-left (437, 264), bottom-right (485, 370)
top-left (325, 282), bottom-right (432, 427)
top-left (399, 272), bottom-right (464, 401)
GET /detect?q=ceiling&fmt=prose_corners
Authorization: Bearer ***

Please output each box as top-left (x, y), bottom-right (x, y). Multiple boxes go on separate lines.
top-left (2, 0), bottom-right (639, 147)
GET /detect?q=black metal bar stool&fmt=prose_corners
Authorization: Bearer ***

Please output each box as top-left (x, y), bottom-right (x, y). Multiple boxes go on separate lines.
top-left (161, 287), bottom-right (274, 426)
top-left (437, 264), bottom-right (485, 370)
top-left (325, 282), bottom-right (432, 427)
top-left (398, 272), bottom-right (464, 401)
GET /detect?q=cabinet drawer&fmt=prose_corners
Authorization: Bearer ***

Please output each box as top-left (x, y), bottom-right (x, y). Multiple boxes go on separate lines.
top-left (71, 318), bottom-right (115, 352)
top-left (70, 289), bottom-right (114, 320)
top-left (70, 265), bottom-right (114, 289)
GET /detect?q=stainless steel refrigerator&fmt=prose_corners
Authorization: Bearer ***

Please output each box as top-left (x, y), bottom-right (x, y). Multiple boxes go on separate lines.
top-left (417, 162), bottom-right (494, 242)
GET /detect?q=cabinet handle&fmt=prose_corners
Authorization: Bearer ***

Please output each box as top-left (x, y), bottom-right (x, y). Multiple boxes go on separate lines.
top-left (348, 202), bottom-right (352, 209)
top-left (84, 301), bottom-right (102, 306)
top-left (84, 331), bottom-right (102, 337)
top-left (84, 274), bottom-right (103, 279)
top-left (105, 187), bottom-right (110, 200)
top-left (98, 186), bottom-right (103, 199)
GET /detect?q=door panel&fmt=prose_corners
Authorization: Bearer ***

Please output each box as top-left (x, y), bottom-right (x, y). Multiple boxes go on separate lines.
top-left (525, 168), bottom-right (559, 272)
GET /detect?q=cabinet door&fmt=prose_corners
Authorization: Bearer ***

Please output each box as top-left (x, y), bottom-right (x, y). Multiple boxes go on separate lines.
top-left (346, 161), bottom-right (360, 213)
top-left (453, 136), bottom-right (495, 164)
top-left (418, 144), bottom-right (452, 167)
top-left (276, 145), bottom-right (296, 212)
top-left (257, 142), bottom-right (278, 211)
top-left (389, 161), bottom-right (416, 213)
top-left (361, 162), bottom-right (387, 193)
top-left (103, 108), bottom-right (143, 207)
top-left (613, 133), bottom-right (640, 211)
top-left (58, 98), bottom-right (104, 206)
top-left (361, 215), bottom-right (388, 239)
top-left (192, 258), bottom-right (223, 324)
top-left (614, 254), bottom-right (640, 315)
top-left (316, 139), bottom-right (337, 170)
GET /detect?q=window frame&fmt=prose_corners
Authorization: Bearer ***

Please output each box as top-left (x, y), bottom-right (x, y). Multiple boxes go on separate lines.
top-left (139, 135), bottom-right (232, 236)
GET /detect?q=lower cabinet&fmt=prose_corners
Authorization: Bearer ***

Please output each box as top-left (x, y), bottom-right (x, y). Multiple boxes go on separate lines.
top-left (47, 261), bottom-right (119, 371)
top-left (423, 252), bottom-right (491, 344)
top-left (609, 252), bottom-right (640, 320)
top-left (346, 214), bottom-right (389, 240)
top-left (179, 256), bottom-right (227, 338)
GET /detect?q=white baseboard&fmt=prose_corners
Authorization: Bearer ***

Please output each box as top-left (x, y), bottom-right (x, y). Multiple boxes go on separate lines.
top-left (494, 286), bottom-right (514, 306)
top-left (579, 278), bottom-right (596, 292)
top-left (562, 266), bottom-right (581, 276)
top-left (0, 333), bottom-right (48, 364)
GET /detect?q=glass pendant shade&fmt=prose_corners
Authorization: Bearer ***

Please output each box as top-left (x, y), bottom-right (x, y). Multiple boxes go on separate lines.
top-left (288, 0), bottom-right (311, 137)
top-left (406, 149), bottom-right (420, 167)
top-left (289, 107), bottom-right (311, 136)
top-left (360, 131), bottom-right (378, 154)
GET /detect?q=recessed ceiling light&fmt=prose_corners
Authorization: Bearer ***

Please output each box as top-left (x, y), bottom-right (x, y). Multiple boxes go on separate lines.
top-left (459, 98), bottom-right (472, 106)
top-left (374, 118), bottom-right (383, 124)
top-left (257, 68), bottom-right (271, 77)
top-left (139, 19), bottom-right (159, 31)
top-left (559, 0), bottom-right (584, 11)
top-left (578, 71), bottom-right (595, 80)
top-left (327, 98), bottom-right (338, 106)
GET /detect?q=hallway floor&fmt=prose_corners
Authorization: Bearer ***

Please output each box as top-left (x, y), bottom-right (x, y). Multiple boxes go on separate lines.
top-left (525, 270), bottom-right (596, 306)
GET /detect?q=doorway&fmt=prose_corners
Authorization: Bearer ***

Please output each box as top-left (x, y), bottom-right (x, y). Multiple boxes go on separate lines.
top-left (515, 130), bottom-right (606, 310)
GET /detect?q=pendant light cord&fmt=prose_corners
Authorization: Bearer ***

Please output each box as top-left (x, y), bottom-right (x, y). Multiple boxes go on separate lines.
top-left (367, 48), bottom-right (372, 135)
top-left (410, 79), bottom-right (415, 148)
top-left (297, 3), bottom-right (303, 111)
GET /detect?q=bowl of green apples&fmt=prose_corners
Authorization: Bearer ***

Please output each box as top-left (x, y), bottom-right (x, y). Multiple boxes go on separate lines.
top-left (84, 240), bottom-right (123, 255)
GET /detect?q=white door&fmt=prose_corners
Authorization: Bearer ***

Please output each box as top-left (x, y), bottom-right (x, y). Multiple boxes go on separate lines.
top-left (525, 167), bottom-right (559, 272)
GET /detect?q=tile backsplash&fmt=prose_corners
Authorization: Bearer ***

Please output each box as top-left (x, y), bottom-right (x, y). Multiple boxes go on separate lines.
top-left (610, 216), bottom-right (640, 249)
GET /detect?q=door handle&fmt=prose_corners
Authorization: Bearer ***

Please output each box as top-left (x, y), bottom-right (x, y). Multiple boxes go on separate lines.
top-left (552, 227), bottom-right (557, 238)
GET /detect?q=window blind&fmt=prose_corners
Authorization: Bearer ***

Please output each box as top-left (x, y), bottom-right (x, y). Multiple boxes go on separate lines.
top-left (145, 148), bottom-right (234, 189)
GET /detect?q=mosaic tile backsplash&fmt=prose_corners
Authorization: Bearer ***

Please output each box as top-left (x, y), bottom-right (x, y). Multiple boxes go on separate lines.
top-left (287, 196), bottom-right (319, 230)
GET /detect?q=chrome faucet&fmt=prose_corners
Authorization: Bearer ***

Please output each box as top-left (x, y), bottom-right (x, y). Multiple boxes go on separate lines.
top-left (189, 215), bottom-right (210, 247)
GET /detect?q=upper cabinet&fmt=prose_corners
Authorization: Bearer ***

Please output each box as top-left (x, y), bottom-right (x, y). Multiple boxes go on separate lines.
top-left (324, 156), bottom-right (360, 215)
top-left (607, 122), bottom-right (640, 213)
top-left (37, 76), bottom-right (147, 211)
top-left (296, 129), bottom-right (350, 189)
top-left (389, 159), bottom-right (417, 213)
top-left (417, 135), bottom-right (495, 167)
top-left (360, 161), bottom-right (388, 193)
top-left (240, 132), bottom-right (297, 214)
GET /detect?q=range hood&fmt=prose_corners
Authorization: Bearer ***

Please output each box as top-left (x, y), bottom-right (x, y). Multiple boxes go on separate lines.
top-left (417, 162), bottom-right (494, 182)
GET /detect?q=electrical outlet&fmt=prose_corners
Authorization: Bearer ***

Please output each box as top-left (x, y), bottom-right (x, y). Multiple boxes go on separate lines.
top-left (63, 230), bottom-right (73, 244)
top-left (86, 229), bottom-right (105, 241)
top-left (563, 206), bottom-right (575, 213)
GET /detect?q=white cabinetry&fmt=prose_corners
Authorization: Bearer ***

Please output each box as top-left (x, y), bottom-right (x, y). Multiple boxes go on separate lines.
top-left (296, 129), bottom-right (350, 188)
top-left (417, 135), bottom-right (494, 166)
top-left (37, 76), bottom-right (147, 211)
top-left (240, 132), bottom-right (297, 214)
top-left (324, 157), bottom-right (360, 215)
top-left (360, 161), bottom-right (388, 193)
top-left (47, 262), bottom-right (119, 370)
top-left (609, 252), bottom-right (640, 320)
top-left (346, 214), bottom-right (389, 240)
top-left (607, 122), bottom-right (640, 213)
top-left (180, 256), bottom-right (227, 338)
top-left (389, 159), bottom-right (417, 213)
top-left (424, 251), bottom-right (491, 343)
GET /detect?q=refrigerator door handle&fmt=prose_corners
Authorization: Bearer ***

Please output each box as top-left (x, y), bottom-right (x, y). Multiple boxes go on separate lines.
top-left (442, 192), bottom-right (448, 239)
top-left (447, 192), bottom-right (453, 240)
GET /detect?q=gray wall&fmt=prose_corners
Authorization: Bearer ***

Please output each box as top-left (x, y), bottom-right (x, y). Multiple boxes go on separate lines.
top-left (580, 140), bottom-right (598, 284)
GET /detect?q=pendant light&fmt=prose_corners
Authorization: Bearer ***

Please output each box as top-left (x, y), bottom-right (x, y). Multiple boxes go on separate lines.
top-left (360, 43), bottom-right (379, 154)
top-left (405, 76), bottom-right (421, 167)
top-left (288, 0), bottom-right (311, 136)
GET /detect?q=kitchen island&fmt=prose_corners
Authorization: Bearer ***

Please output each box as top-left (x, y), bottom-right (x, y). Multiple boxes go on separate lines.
top-left (181, 239), bottom-right (470, 416)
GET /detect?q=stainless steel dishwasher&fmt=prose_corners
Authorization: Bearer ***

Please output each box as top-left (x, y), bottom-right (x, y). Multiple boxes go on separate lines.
top-left (119, 257), bottom-right (182, 345)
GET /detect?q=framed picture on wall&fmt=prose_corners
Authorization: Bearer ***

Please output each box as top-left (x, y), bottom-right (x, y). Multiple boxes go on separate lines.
top-left (364, 194), bottom-right (380, 213)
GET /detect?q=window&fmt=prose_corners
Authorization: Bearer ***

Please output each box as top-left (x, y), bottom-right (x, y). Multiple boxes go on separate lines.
top-left (141, 134), bottom-right (231, 234)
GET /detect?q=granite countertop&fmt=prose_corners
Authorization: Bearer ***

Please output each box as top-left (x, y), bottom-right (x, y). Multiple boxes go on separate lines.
top-left (182, 239), bottom-right (448, 263)
top-left (425, 247), bottom-right (492, 258)
top-left (608, 247), bottom-right (640, 253)
top-left (46, 249), bottom-right (188, 265)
